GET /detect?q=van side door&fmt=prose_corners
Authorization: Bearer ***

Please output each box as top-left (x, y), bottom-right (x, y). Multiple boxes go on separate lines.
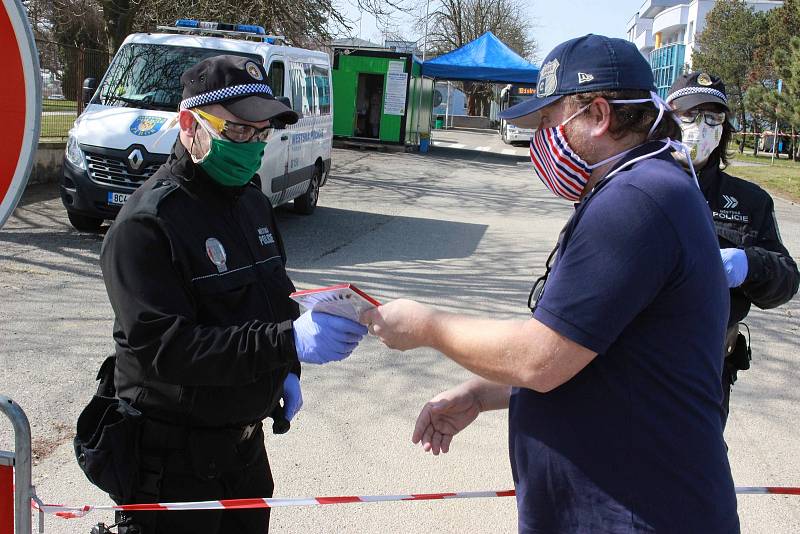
top-left (256, 55), bottom-right (290, 206)
top-left (285, 60), bottom-right (314, 200)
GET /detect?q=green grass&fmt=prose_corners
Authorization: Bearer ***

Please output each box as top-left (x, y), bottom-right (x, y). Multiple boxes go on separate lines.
top-left (728, 162), bottom-right (800, 203)
top-left (42, 99), bottom-right (77, 112)
top-left (729, 151), bottom-right (797, 168)
top-left (40, 113), bottom-right (75, 140)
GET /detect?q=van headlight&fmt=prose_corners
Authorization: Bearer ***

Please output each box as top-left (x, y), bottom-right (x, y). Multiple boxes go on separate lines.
top-left (65, 133), bottom-right (86, 170)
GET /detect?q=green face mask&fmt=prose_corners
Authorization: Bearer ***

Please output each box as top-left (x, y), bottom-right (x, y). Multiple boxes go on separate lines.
top-left (190, 114), bottom-right (265, 187)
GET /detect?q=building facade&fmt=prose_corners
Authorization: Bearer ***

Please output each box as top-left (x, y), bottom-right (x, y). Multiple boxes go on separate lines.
top-left (626, 0), bottom-right (784, 97)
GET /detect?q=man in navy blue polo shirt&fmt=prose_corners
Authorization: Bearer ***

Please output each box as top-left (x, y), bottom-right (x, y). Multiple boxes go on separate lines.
top-left (362, 34), bottom-right (739, 533)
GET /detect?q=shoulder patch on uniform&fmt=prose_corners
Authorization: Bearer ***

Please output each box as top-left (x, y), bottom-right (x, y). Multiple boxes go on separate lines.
top-left (132, 175), bottom-right (180, 217)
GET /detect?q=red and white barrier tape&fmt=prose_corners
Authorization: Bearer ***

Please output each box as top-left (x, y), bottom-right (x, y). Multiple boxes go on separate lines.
top-left (31, 487), bottom-right (800, 520)
top-left (35, 490), bottom-right (516, 519)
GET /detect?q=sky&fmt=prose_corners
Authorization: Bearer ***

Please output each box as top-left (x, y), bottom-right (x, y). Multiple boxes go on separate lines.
top-left (338, 0), bottom-right (646, 63)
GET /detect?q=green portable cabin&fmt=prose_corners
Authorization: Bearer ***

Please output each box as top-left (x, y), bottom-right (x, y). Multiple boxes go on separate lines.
top-left (331, 48), bottom-right (434, 147)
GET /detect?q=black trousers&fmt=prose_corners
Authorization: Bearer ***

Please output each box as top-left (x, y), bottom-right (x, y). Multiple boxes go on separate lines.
top-left (118, 424), bottom-right (274, 534)
top-left (721, 364), bottom-right (734, 430)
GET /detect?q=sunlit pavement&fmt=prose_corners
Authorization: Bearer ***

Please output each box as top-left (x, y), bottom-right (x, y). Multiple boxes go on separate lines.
top-left (1, 128), bottom-right (798, 533)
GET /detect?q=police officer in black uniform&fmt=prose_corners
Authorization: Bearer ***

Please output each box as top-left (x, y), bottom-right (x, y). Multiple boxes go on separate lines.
top-left (667, 72), bottom-right (800, 426)
top-left (98, 55), bottom-right (368, 533)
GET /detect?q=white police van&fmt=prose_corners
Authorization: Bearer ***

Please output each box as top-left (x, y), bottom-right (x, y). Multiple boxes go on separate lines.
top-left (61, 20), bottom-right (333, 231)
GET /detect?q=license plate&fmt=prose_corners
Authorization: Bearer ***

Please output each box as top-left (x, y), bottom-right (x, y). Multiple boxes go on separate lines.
top-left (107, 192), bottom-right (129, 205)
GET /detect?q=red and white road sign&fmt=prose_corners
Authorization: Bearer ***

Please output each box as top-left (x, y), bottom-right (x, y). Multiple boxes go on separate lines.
top-left (0, 0), bottom-right (41, 229)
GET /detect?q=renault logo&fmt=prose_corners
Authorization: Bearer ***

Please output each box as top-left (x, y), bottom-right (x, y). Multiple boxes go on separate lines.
top-left (128, 149), bottom-right (144, 170)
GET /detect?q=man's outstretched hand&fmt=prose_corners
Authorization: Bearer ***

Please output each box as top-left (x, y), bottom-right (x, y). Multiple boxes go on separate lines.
top-left (412, 385), bottom-right (482, 455)
top-left (360, 299), bottom-right (437, 351)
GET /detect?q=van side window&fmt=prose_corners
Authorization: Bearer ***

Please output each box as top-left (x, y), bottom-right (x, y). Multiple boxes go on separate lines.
top-left (289, 62), bottom-right (310, 117)
top-left (303, 64), bottom-right (318, 116)
top-left (313, 66), bottom-right (331, 115)
top-left (267, 61), bottom-right (285, 97)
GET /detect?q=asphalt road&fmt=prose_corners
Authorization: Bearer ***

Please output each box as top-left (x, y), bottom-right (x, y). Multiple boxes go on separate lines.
top-left (1, 128), bottom-right (798, 533)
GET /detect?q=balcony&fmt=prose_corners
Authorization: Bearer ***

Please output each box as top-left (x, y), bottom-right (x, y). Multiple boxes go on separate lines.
top-left (635, 29), bottom-right (654, 53)
top-left (652, 3), bottom-right (689, 35)
top-left (627, 13), bottom-right (639, 33)
top-left (638, 0), bottom-right (684, 18)
top-left (650, 43), bottom-right (686, 98)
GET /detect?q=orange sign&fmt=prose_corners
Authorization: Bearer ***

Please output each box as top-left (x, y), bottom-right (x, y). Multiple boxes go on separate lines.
top-left (0, 0), bottom-right (40, 229)
top-left (517, 87), bottom-right (536, 95)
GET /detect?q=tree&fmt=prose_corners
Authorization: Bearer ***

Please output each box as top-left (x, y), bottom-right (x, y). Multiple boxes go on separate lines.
top-left (693, 0), bottom-right (768, 153)
top-left (769, 38), bottom-right (800, 159)
top-left (416, 0), bottom-right (536, 116)
top-left (28, 0), bottom-right (414, 55)
top-left (24, 0), bottom-right (108, 100)
top-left (125, 0), bottom-right (353, 52)
top-left (763, 0), bottom-right (800, 159)
top-left (423, 0), bottom-right (535, 59)
top-left (743, 0), bottom-right (800, 158)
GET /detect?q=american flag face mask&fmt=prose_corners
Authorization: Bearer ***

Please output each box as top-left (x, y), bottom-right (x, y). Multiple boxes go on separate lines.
top-left (529, 121), bottom-right (592, 202)
top-left (529, 93), bottom-right (675, 202)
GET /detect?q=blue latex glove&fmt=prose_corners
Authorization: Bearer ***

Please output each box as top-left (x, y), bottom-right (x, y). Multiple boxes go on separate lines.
top-left (720, 248), bottom-right (748, 288)
top-left (282, 373), bottom-right (302, 422)
top-left (293, 311), bottom-right (368, 364)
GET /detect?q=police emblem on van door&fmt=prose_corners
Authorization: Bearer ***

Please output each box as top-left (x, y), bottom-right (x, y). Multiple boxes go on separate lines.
top-left (130, 115), bottom-right (167, 136)
top-left (537, 59), bottom-right (560, 98)
top-left (245, 61), bottom-right (264, 81)
top-left (257, 227), bottom-right (275, 246)
top-left (205, 238), bottom-right (228, 273)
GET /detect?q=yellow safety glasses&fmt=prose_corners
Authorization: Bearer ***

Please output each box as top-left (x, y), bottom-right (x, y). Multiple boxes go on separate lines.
top-left (193, 109), bottom-right (272, 143)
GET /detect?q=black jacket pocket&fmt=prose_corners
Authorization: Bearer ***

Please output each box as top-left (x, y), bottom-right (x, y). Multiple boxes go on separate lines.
top-left (74, 395), bottom-right (142, 503)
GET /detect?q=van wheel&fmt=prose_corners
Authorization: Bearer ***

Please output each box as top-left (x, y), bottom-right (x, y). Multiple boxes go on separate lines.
top-left (294, 165), bottom-right (321, 215)
top-left (68, 212), bottom-right (104, 232)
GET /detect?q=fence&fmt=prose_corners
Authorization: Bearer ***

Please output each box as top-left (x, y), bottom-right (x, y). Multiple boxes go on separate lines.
top-left (35, 39), bottom-right (109, 141)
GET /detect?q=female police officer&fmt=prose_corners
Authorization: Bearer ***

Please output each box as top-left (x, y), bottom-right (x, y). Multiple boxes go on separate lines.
top-left (97, 55), bottom-right (367, 533)
top-left (667, 72), bottom-right (800, 426)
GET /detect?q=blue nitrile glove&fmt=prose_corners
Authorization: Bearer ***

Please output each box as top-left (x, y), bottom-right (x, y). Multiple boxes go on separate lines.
top-left (292, 311), bottom-right (368, 364)
top-left (282, 373), bottom-right (302, 422)
top-left (720, 248), bottom-right (749, 288)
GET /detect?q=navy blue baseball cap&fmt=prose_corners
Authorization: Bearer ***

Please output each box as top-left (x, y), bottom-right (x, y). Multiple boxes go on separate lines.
top-left (500, 34), bottom-right (657, 121)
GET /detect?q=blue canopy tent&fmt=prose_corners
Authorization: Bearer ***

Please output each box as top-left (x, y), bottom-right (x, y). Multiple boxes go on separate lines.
top-left (421, 32), bottom-right (539, 84)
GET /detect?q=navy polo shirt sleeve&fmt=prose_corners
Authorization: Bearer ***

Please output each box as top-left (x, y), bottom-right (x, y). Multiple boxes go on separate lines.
top-left (534, 183), bottom-right (681, 354)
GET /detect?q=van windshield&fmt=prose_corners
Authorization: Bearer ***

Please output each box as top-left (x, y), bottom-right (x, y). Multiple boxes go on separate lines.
top-left (92, 43), bottom-right (260, 111)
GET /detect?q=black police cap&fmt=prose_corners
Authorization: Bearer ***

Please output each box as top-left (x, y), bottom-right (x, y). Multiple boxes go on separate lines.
top-left (666, 72), bottom-right (729, 113)
top-left (180, 55), bottom-right (299, 125)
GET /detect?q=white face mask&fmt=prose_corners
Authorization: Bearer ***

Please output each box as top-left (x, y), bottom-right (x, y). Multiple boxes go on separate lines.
top-left (675, 120), bottom-right (722, 169)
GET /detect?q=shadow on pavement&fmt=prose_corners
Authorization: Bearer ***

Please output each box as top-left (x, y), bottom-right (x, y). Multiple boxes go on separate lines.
top-left (278, 206), bottom-right (488, 267)
top-left (427, 145), bottom-right (530, 167)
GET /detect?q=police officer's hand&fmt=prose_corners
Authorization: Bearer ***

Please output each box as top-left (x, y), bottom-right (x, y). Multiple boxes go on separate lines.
top-left (412, 385), bottom-right (482, 456)
top-left (293, 311), bottom-right (368, 364)
top-left (360, 299), bottom-right (436, 351)
top-left (282, 373), bottom-right (302, 421)
top-left (720, 248), bottom-right (748, 287)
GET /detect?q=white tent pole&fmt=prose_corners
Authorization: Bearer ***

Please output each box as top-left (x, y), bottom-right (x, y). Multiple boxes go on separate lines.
top-left (416, 0), bottom-right (431, 145)
top-left (445, 81), bottom-right (451, 129)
